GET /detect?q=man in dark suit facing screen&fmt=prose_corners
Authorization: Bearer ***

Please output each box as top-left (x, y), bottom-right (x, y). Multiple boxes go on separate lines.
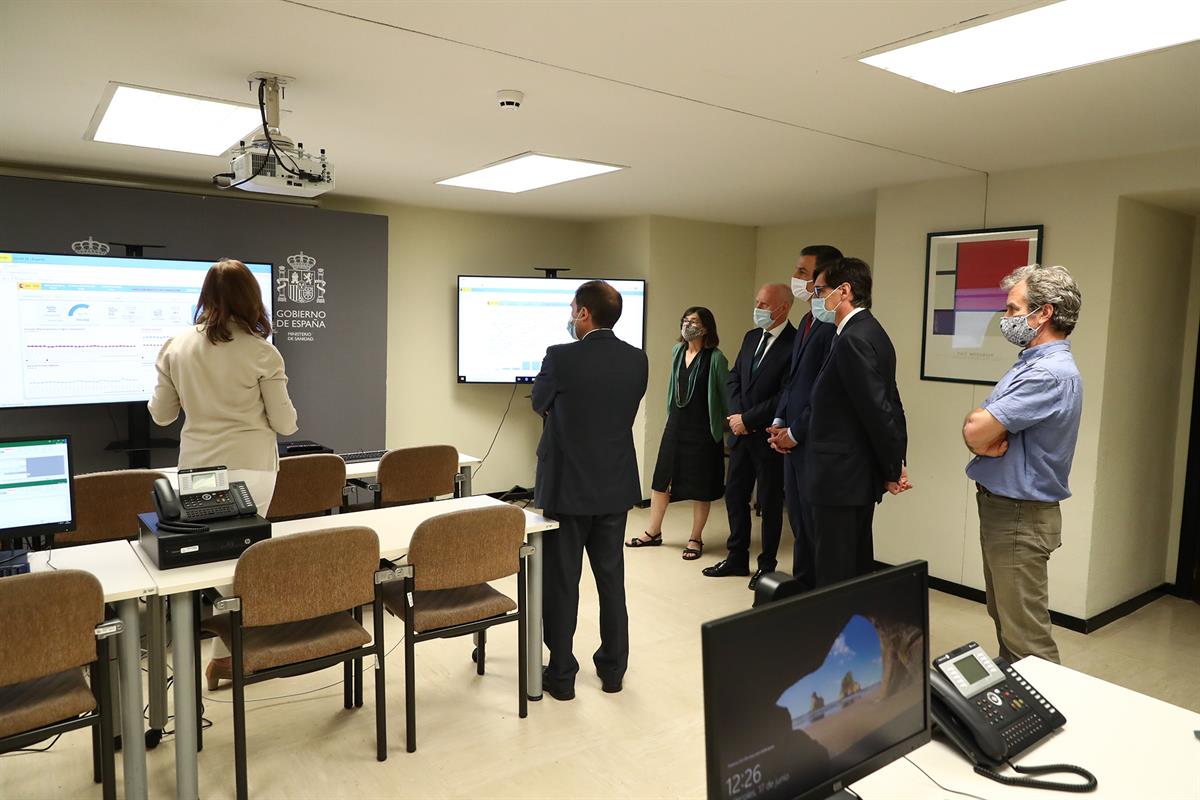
top-left (533, 280), bottom-right (648, 701)
top-left (766, 244), bottom-right (842, 590)
top-left (805, 257), bottom-right (911, 587)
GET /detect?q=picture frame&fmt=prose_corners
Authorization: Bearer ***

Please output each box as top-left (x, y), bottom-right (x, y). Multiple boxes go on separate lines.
top-left (920, 225), bottom-right (1044, 385)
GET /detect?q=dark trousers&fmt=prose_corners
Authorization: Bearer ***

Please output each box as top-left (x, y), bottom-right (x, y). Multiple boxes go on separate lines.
top-left (809, 503), bottom-right (875, 588)
top-left (783, 453), bottom-right (816, 590)
top-left (724, 436), bottom-right (785, 571)
top-left (542, 511), bottom-right (629, 689)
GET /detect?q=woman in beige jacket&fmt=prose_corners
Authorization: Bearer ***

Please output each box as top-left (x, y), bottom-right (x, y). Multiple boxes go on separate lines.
top-left (149, 257), bottom-right (298, 687)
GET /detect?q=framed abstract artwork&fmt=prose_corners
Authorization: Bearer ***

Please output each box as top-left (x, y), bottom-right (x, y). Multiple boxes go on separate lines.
top-left (920, 225), bottom-right (1044, 385)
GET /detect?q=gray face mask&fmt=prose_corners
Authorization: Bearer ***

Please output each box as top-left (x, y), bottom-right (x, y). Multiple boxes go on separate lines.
top-left (681, 323), bottom-right (704, 341)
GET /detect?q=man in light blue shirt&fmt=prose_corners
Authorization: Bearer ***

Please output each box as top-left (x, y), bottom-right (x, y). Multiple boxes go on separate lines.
top-left (962, 264), bottom-right (1083, 664)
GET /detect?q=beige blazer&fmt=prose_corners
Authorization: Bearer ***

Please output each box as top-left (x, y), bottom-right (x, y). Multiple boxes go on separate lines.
top-left (149, 325), bottom-right (298, 471)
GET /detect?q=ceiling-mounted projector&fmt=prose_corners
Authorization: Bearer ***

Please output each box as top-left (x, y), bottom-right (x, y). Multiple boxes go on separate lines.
top-left (222, 73), bottom-right (334, 198)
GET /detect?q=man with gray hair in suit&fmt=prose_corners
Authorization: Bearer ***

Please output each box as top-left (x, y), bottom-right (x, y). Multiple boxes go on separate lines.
top-left (962, 264), bottom-right (1083, 664)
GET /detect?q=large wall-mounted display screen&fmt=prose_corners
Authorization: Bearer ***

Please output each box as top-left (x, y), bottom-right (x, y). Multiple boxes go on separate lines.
top-left (457, 275), bottom-right (646, 384)
top-left (0, 251), bottom-right (272, 408)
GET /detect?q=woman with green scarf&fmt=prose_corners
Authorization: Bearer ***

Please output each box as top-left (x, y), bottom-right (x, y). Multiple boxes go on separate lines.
top-left (626, 306), bottom-right (730, 560)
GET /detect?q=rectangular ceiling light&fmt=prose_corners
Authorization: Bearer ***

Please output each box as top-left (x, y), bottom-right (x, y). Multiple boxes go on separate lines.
top-left (437, 152), bottom-right (625, 193)
top-left (86, 83), bottom-right (262, 156)
top-left (860, 0), bottom-right (1200, 93)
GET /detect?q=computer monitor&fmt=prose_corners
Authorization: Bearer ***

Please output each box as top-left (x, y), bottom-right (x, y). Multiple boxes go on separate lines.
top-left (702, 562), bottom-right (931, 800)
top-left (0, 250), bottom-right (273, 408)
top-left (0, 435), bottom-right (76, 541)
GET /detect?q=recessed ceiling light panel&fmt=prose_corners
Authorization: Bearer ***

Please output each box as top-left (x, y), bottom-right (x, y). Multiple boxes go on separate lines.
top-left (437, 152), bottom-right (625, 193)
top-left (86, 83), bottom-right (262, 156)
top-left (860, 0), bottom-right (1200, 93)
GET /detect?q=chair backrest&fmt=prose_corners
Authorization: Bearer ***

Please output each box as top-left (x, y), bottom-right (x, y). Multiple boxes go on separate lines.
top-left (62, 470), bottom-right (165, 546)
top-left (233, 526), bottom-right (379, 628)
top-left (377, 445), bottom-right (458, 504)
top-left (407, 505), bottom-right (526, 592)
top-left (268, 454), bottom-right (347, 521)
top-left (0, 570), bottom-right (103, 687)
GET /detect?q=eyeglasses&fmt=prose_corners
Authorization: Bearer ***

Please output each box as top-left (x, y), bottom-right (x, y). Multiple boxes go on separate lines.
top-left (811, 283), bottom-right (843, 299)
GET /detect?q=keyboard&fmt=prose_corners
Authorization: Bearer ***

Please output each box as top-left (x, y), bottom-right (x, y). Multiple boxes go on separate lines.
top-left (338, 449), bottom-right (387, 463)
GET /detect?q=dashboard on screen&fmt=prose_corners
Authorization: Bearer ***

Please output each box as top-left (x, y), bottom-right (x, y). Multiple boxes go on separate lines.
top-left (0, 251), bottom-right (272, 408)
top-left (457, 275), bottom-right (646, 384)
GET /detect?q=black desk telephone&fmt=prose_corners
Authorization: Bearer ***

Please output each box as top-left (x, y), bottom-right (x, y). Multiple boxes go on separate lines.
top-left (153, 467), bottom-right (256, 531)
top-left (930, 642), bottom-right (1096, 792)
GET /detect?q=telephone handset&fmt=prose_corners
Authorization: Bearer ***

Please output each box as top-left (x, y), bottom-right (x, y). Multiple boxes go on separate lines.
top-left (153, 467), bottom-right (256, 531)
top-left (930, 642), bottom-right (1097, 792)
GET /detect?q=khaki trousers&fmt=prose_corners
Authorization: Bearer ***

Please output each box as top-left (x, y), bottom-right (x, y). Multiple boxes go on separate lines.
top-left (977, 485), bottom-right (1062, 664)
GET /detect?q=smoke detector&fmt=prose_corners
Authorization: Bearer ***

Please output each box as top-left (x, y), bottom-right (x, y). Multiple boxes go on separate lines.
top-left (496, 90), bottom-right (524, 109)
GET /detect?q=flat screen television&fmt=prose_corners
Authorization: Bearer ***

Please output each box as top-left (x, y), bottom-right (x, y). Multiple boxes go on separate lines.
top-left (702, 561), bottom-right (931, 800)
top-left (456, 275), bottom-right (646, 384)
top-left (0, 251), bottom-right (272, 408)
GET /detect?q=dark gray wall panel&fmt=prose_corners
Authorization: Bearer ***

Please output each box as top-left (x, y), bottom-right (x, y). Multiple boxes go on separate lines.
top-left (0, 175), bottom-right (387, 472)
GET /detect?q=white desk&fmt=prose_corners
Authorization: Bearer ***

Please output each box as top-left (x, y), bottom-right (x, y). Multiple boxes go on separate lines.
top-left (850, 657), bottom-right (1200, 799)
top-left (145, 451), bottom-right (486, 744)
top-left (157, 451), bottom-right (484, 496)
top-left (131, 495), bottom-right (556, 800)
top-left (27, 540), bottom-right (156, 800)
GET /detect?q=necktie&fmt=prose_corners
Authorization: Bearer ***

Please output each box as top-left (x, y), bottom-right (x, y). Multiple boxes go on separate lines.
top-left (752, 331), bottom-right (772, 372)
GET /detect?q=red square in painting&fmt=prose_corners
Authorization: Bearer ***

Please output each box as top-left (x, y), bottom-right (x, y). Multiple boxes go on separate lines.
top-left (955, 239), bottom-right (1030, 311)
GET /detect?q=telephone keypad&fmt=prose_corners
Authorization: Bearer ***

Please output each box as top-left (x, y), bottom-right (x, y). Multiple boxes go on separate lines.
top-left (182, 490), bottom-right (237, 519)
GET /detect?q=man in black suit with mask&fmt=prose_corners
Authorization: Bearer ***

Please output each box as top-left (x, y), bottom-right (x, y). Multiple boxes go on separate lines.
top-left (704, 283), bottom-right (795, 589)
top-left (766, 244), bottom-right (843, 590)
top-left (533, 280), bottom-right (648, 701)
top-left (805, 257), bottom-right (911, 587)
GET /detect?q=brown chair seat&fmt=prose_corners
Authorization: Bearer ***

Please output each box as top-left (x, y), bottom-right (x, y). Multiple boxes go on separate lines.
top-left (0, 668), bottom-right (96, 739)
top-left (203, 612), bottom-right (371, 674)
top-left (385, 582), bottom-right (516, 634)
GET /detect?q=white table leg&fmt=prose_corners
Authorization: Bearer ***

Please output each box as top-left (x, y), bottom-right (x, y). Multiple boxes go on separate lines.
top-left (116, 598), bottom-right (148, 800)
top-left (459, 466), bottom-right (473, 497)
top-left (526, 530), bottom-right (543, 700)
top-left (170, 592), bottom-right (199, 800)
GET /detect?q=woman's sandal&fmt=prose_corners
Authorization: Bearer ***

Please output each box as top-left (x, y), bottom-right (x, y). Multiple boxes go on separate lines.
top-left (625, 531), bottom-right (663, 548)
top-left (682, 539), bottom-right (704, 560)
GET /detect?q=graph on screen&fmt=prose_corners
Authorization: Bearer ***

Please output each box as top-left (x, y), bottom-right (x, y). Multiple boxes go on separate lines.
top-left (0, 252), bottom-right (272, 408)
top-left (457, 275), bottom-right (646, 384)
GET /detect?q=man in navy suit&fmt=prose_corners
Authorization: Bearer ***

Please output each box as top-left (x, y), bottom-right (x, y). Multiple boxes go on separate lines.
top-left (804, 257), bottom-right (911, 587)
top-left (766, 245), bottom-right (843, 590)
top-left (703, 283), bottom-right (796, 589)
top-left (533, 281), bottom-right (648, 700)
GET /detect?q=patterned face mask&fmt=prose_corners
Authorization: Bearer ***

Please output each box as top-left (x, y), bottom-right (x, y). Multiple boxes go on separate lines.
top-left (681, 323), bottom-right (704, 340)
top-left (999, 310), bottom-right (1043, 347)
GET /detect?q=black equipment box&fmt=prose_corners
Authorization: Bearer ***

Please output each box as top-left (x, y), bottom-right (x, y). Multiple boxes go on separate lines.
top-left (138, 512), bottom-right (271, 570)
top-left (278, 440), bottom-right (334, 457)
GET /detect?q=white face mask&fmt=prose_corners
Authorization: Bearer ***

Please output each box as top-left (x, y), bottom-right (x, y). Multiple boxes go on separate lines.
top-left (791, 276), bottom-right (814, 301)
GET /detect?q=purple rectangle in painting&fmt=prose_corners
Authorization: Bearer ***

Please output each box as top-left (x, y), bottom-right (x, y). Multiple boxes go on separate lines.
top-left (955, 288), bottom-right (1007, 311)
top-left (933, 309), bottom-right (956, 335)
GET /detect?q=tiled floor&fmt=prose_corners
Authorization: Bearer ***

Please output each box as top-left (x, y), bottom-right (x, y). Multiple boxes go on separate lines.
top-left (3, 501), bottom-right (1198, 798)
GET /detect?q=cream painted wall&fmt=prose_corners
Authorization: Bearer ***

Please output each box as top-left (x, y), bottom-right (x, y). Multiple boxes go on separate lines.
top-left (319, 202), bottom-right (759, 502)
top-left (871, 147), bottom-right (1200, 620)
top-left (323, 197), bottom-right (586, 496)
top-left (753, 214), bottom-right (876, 325)
top-left (1090, 199), bottom-right (1196, 612)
